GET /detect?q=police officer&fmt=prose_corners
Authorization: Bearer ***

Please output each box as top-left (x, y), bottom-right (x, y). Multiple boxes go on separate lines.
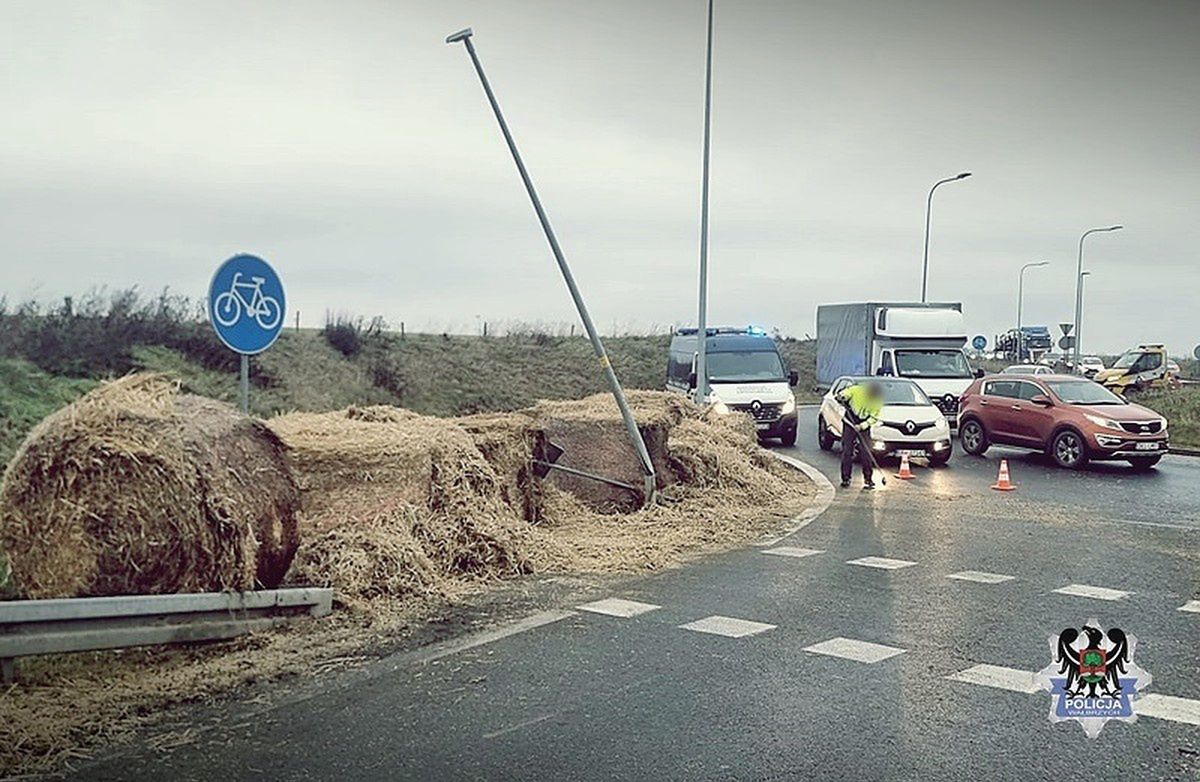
top-left (836, 379), bottom-right (884, 489)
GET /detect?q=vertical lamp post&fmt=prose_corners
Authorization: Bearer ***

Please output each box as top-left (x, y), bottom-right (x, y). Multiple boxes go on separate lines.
top-left (693, 0), bottom-right (715, 405)
top-left (921, 172), bottom-right (971, 303)
top-left (1017, 261), bottom-right (1049, 361)
top-left (446, 28), bottom-right (657, 502)
top-left (1072, 225), bottom-right (1121, 370)
top-left (1076, 270), bottom-right (1092, 369)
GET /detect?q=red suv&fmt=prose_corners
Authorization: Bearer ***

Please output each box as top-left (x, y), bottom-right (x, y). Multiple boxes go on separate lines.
top-left (957, 374), bottom-right (1168, 470)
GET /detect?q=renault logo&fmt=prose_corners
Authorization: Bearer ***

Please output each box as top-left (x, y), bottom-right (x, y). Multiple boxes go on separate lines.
top-left (750, 400), bottom-right (762, 412)
top-left (904, 420), bottom-right (916, 434)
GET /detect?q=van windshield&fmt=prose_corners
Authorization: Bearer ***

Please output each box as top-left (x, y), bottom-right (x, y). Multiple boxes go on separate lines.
top-left (894, 349), bottom-right (972, 379)
top-left (1112, 350), bottom-right (1140, 369)
top-left (707, 351), bottom-right (785, 383)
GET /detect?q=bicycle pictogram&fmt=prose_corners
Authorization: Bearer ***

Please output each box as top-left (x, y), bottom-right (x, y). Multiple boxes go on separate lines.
top-left (213, 272), bottom-right (283, 330)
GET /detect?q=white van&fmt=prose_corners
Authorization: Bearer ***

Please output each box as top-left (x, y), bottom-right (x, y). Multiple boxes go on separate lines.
top-left (666, 327), bottom-right (799, 445)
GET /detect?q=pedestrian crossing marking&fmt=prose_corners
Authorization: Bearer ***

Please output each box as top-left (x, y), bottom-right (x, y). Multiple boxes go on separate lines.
top-left (762, 546), bottom-right (824, 559)
top-left (946, 570), bottom-right (1015, 584)
top-left (576, 598), bottom-right (660, 618)
top-left (1052, 583), bottom-right (1131, 601)
top-left (1178, 600), bottom-right (1200, 614)
top-left (846, 556), bottom-right (916, 570)
top-left (945, 664), bottom-right (1037, 693)
top-left (1134, 694), bottom-right (1200, 725)
top-left (803, 637), bottom-right (906, 663)
top-left (679, 615), bottom-right (776, 638)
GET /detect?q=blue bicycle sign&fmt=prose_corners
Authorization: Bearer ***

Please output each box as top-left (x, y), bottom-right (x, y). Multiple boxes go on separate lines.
top-left (208, 254), bottom-right (285, 355)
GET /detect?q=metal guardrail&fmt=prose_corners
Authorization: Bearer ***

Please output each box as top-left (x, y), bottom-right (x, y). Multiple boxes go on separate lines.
top-left (0, 587), bottom-right (333, 683)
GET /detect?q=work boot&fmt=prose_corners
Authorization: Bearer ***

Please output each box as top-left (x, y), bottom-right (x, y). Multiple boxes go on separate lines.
top-left (840, 479), bottom-right (851, 488)
top-left (863, 481), bottom-right (876, 490)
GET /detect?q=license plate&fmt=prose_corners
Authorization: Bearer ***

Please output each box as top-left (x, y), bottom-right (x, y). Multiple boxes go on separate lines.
top-left (1134, 442), bottom-right (1160, 451)
top-left (898, 449), bottom-right (925, 456)
top-left (756, 422), bottom-right (770, 430)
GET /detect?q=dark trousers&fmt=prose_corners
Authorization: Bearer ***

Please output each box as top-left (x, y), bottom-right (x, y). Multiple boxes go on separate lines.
top-left (840, 415), bottom-right (874, 484)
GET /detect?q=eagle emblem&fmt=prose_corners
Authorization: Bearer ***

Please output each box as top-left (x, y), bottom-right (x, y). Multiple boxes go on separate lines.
top-left (1034, 619), bottom-right (1152, 738)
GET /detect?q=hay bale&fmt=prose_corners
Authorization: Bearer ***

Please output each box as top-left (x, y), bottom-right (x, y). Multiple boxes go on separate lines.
top-left (0, 374), bottom-right (300, 598)
top-left (455, 411), bottom-right (548, 523)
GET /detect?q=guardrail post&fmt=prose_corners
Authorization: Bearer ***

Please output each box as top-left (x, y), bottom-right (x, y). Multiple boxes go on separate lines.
top-left (1, 657), bottom-right (14, 685)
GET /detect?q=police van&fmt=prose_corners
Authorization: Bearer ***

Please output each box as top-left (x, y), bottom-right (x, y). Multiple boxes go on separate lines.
top-left (666, 327), bottom-right (799, 445)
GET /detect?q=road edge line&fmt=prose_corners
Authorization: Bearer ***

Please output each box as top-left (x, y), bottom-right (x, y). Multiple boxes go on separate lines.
top-left (756, 451), bottom-right (836, 547)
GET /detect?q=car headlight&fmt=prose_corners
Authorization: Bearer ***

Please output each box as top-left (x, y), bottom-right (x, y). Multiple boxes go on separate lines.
top-left (781, 393), bottom-right (796, 415)
top-left (1159, 417), bottom-right (1168, 432)
top-left (1084, 413), bottom-right (1123, 431)
top-left (934, 415), bottom-right (948, 429)
top-left (711, 401), bottom-right (731, 415)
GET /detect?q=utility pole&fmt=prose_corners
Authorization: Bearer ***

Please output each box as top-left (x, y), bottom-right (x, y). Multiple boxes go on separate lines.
top-left (1072, 225), bottom-right (1121, 370)
top-left (694, 0), bottom-right (714, 405)
top-left (446, 28), bottom-right (657, 503)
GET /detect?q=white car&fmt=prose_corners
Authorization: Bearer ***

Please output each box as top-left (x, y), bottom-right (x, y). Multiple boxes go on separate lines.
top-left (1002, 364), bottom-right (1053, 375)
top-left (817, 376), bottom-right (953, 466)
top-left (1078, 356), bottom-right (1106, 378)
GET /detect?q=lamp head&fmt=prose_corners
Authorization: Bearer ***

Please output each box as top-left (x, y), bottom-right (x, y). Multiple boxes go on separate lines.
top-left (446, 28), bottom-right (473, 44)
top-left (956, 172), bottom-right (972, 179)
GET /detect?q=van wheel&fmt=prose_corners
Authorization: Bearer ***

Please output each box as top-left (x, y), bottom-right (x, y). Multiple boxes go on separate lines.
top-left (959, 419), bottom-right (988, 456)
top-left (817, 415), bottom-right (835, 451)
top-left (780, 427), bottom-right (797, 447)
top-left (1126, 456), bottom-right (1161, 471)
top-left (1050, 429), bottom-right (1088, 469)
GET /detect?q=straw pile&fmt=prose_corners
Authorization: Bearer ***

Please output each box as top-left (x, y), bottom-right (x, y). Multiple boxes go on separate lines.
top-left (0, 375), bottom-right (300, 598)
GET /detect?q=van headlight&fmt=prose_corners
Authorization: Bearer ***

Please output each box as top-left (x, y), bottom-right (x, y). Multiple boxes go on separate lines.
top-left (781, 393), bottom-right (796, 415)
top-left (1084, 413), bottom-right (1123, 431)
top-left (711, 401), bottom-right (731, 415)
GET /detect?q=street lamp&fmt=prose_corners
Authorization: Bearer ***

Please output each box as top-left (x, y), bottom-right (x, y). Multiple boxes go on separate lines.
top-left (1017, 261), bottom-right (1049, 362)
top-left (921, 171), bottom-right (972, 303)
top-left (1075, 270), bottom-right (1092, 372)
top-left (694, 0), bottom-right (715, 405)
top-left (1072, 225), bottom-right (1121, 369)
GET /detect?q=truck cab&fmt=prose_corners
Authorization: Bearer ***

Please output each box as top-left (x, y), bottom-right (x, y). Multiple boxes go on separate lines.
top-left (1094, 344), bottom-right (1172, 395)
top-left (666, 327), bottom-right (799, 445)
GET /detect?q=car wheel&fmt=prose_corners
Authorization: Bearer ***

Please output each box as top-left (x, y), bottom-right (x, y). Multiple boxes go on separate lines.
top-left (1126, 456), bottom-right (1161, 471)
top-left (1050, 429), bottom-right (1088, 469)
top-left (780, 427), bottom-right (797, 447)
top-left (817, 414), bottom-right (835, 451)
top-left (959, 419), bottom-right (988, 456)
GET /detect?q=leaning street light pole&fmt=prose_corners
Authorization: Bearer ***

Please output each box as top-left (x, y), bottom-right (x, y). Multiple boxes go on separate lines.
top-left (445, 28), bottom-right (657, 503)
top-left (921, 171), bottom-right (972, 302)
top-left (693, 0), bottom-right (714, 405)
top-left (1017, 261), bottom-right (1049, 361)
top-left (1072, 225), bottom-right (1121, 370)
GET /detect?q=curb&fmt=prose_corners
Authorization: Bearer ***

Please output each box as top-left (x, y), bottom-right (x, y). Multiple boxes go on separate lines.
top-left (1169, 447), bottom-right (1200, 458)
top-left (756, 451), bottom-right (837, 547)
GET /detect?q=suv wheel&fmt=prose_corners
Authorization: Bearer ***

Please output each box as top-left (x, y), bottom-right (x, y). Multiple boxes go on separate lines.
top-left (959, 419), bottom-right (988, 456)
top-left (1050, 429), bottom-right (1088, 469)
top-left (817, 414), bottom-right (835, 451)
top-left (780, 427), bottom-right (797, 448)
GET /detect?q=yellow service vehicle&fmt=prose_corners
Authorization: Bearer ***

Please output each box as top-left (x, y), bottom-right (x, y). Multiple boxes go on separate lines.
top-left (1094, 344), bottom-right (1173, 395)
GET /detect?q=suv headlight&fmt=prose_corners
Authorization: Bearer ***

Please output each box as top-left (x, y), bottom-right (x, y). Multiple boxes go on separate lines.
top-left (781, 393), bottom-right (796, 415)
top-left (1083, 413), bottom-right (1122, 431)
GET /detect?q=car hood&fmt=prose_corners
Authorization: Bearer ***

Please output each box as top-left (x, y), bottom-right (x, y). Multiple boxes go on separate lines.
top-left (1076, 403), bottom-right (1162, 421)
top-left (876, 405), bottom-right (944, 425)
top-left (1092, 367), bottom-right (1126, 381)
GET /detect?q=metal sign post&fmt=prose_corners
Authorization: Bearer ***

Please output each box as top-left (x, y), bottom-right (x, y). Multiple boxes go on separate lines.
top-left (208, 253), bottom-right (286, 416)
top-left (446, 28), bottom-right (657, 504)
top-left (693, 0), bottom-right (714, 406)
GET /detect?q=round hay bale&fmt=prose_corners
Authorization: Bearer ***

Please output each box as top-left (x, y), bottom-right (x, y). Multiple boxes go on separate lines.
top-left (0, 374), bottom-right (300, 598)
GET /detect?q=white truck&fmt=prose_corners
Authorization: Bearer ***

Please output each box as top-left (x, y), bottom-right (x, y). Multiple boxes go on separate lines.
top-left (816, 302), bottom-right (982, 422)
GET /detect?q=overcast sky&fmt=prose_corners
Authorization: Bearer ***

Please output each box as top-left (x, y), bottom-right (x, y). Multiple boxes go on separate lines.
top-left (1, 0), bottom-right (1197, 355)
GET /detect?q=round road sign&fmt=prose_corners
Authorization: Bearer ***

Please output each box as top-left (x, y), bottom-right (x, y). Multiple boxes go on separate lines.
top-left (1059, 335), bottom-right (1075, 350)
top-left (208, 254), bottom-right (286, 355)
top-left (1193, 344), bottom-right (1200, 361)
top-left (971, 335), bottom-right (987, 351)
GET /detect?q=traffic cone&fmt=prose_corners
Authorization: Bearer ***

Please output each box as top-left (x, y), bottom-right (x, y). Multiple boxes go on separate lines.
top-left (895, 452), bottom-right (915, 480)
top-left (991, 459), bottom-right (1016, 491)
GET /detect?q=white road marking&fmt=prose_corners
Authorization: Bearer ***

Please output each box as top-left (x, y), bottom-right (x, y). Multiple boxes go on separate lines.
top-left (946, 570), bottom-right (1015, 585)
top-left (1134, 694), bottom-right (1200, 726)
top-left (762, 546), bottom-right (825, 559)
top-left (482, 713), bottom-right (557, 739)
top-left (1052, 583), bottom-right (1131, 601)
top-left (846, 556), bottom-right (916, 570)
top-left (803, 637), bottom-right (906, 663)
top-left (576, 598), bottom-right (660, 618)
top-left (679, 615), bottom-right (776, 638)
top-left (1178, 600), bottom-right (1200, 614)
top-left (945, 664), bottom-right (1038, 693)
top-left (413, 610), bottom-right (577, 664)
top-left (757, 451), bottom-right (837, 546)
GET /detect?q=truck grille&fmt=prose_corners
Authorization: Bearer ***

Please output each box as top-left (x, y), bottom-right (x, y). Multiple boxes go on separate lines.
top-left (932, 394), bottom-right (959, 416)
top-left (1120, 421), bottom-right (1162, 434)
top-left (731, 402), bottom-right (782, 422)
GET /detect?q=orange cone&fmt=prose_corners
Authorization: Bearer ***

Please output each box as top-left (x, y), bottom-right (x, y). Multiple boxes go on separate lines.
top-left (991, 458), bottom-right (1016, 491)
top-left (895, 452), bottom-right (915, 480)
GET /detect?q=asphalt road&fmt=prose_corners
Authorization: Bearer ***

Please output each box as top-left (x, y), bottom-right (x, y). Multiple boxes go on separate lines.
top-left (74, 407), bottom-right (1200, 781)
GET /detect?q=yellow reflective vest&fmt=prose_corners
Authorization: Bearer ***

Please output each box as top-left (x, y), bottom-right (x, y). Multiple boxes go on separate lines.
top-left (836, 384), bottom-right (882, 427)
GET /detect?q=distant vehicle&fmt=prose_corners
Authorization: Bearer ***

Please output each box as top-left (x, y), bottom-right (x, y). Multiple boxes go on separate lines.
top-left (1094, 344), bottom-right (1172, 395)
top-left (1167, 360), bottom-right (1183, 387)
top-left (666, 326), bottom-right (799, 445)
top-left (1077, 356), bottom-right (1106, 378)
top-left (1038, 353), bottom-right (1062, 367)
top-left (815, 302), bottom-right (982, 424)
top-left (995, 326), bottom-right (1052, 362)
top-left (1002, 364), bottom-right (1053, 375)
top-left (817, 376), bottom-right (952, 466)
top-left (958, 374), bottom-right (1168, 470)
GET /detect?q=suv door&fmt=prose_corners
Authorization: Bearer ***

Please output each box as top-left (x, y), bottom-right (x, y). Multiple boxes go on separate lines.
top-left (1008, 380), bottom-right (1055, 446)
top-left (979, 379), bottom-right (1020, 443)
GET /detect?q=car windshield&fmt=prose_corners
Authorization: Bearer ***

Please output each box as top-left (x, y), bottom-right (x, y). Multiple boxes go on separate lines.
top-left (707, 350), bottom-right (785, 382)
top-left (894, 349), bottom-right (973, 378)
top-left (1112, 350), bottom-right (1140, 369)
top-left (1045, 380), bottom-right (1126, 405)
top-left (876, 381), bottom-right (930, 406)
